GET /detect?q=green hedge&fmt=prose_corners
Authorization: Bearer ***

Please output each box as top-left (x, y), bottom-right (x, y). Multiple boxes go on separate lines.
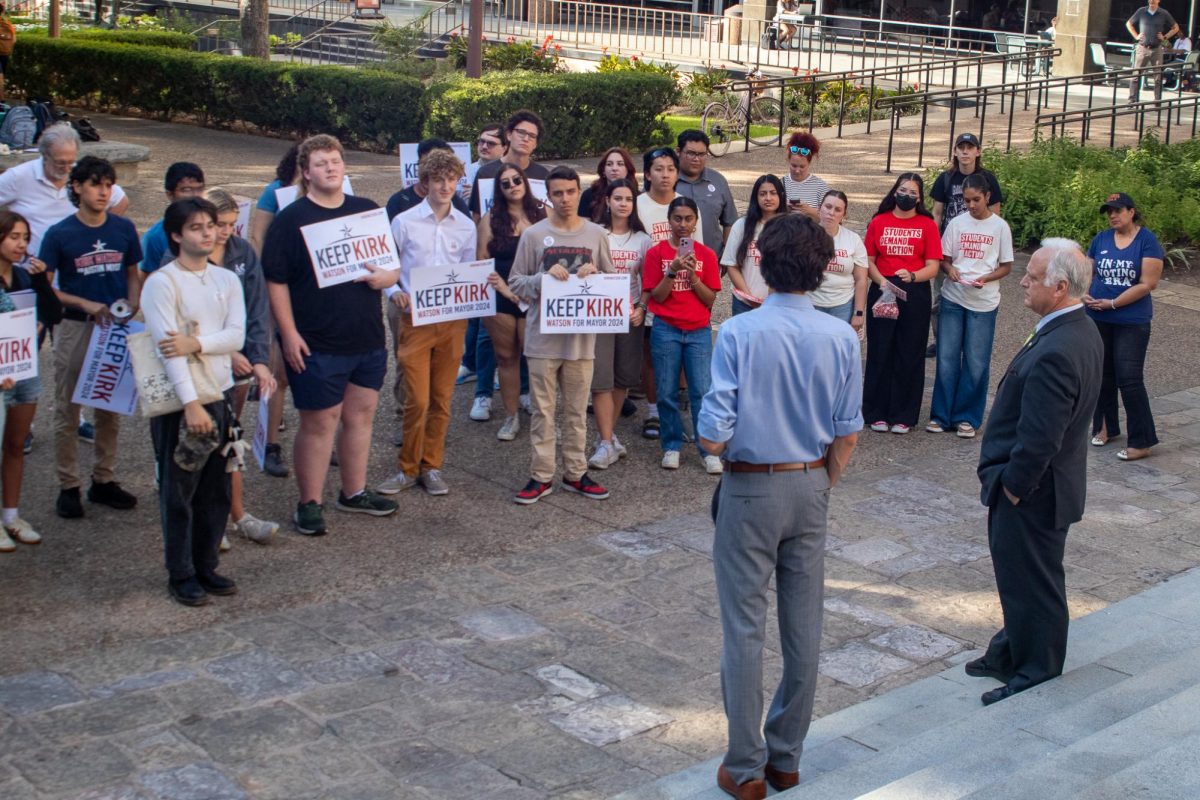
top-left (18, 27), bottom-right (198, 49)
top-left (425, 71), bottom-right (679, 159)
top-left (8, 36), bottom-right (423, 151)
top-left (980, 135), bottom-right (1200, 248)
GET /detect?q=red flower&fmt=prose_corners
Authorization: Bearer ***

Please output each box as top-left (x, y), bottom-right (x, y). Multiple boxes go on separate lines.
top-left (792, 66), bottom-right (799, 75)
top-left (631, 55), bottom-right (639, 62)
top-left (507, 35), bottom-right (515, 43)
top-left (449, 30), bottom-right (459, 38)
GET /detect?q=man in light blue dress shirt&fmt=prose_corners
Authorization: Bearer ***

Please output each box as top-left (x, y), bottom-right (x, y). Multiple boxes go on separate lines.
top-left (699, 213), bottom-right (862, 799)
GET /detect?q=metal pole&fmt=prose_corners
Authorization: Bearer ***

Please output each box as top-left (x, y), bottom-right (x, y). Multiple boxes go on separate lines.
top-left (467, 0), bottom-right (483, 77)
top-left (50, 0), bottom-right (61, 37)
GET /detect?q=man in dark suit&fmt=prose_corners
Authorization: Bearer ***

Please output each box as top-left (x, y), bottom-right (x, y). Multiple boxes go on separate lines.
top-left (971, 238), bottom-right (1103, 706)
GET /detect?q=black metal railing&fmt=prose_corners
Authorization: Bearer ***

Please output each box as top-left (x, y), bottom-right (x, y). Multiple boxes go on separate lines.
top-left (1038, 94), bottom-right (1200, 148)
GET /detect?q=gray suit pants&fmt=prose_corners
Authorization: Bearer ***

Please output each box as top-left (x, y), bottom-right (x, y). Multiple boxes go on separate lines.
top-left (713, 467), bottom-right (829, 785)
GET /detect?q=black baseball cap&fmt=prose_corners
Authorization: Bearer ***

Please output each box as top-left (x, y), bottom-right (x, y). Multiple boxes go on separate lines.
top-left (955, 132), bottom-right (981, 148)
top-left (1100, 192), bottom-right (1136, 212)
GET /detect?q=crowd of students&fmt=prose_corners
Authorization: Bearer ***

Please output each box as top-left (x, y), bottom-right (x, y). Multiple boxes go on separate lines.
top-left (0, 118), bottom-right (1165, 609)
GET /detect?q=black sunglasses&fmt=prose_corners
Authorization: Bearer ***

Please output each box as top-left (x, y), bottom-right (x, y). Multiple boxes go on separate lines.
top-left (500, 177), bottom-right (524, 190)
top-left (648, 148), bottom-right (675, 160)
top-left (789, 146), bottom-right (813, 157)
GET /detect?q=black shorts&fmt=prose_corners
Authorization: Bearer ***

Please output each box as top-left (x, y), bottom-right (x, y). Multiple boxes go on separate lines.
top-left (0, 55), bottom-right (9, 74)
top-left (285, 348), bottom-right (387, 411)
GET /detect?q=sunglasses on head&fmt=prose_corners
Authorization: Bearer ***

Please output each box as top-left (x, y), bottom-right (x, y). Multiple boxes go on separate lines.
top-left (789, 146), bottom-right (813, 157)
top-left (500, 176), bottom-right (524, 190)
top-left (649, 148), bottom-right (674, 160)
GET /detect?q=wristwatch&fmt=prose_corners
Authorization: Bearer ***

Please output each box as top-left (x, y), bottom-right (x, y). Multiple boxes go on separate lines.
top-left (854, 310), bottom-right (865, 317)
top-left (634, 301), bottom-right (647, 311)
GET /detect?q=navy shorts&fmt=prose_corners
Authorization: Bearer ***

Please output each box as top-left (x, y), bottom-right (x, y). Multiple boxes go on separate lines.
top-left (285, 348), bottom-right (387, 411)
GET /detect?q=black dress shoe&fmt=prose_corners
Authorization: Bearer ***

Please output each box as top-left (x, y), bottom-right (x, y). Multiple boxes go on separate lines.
top-left (168, 578), bottom-right (210, 607)
top-left (56, 487), bottom-right (84, 519)
top-left (87, 480), bottom-right (137, 510)
top-left (964, 657), bottom-right (1010, 681)
top-left (981, 685), bottom-right (1019, 706)
top-left (196, 572), bottom-right (238, 596)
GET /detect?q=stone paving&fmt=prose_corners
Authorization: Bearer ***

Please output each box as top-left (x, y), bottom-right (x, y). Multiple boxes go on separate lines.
top-left (3, 381), bottom-right (1199, 799)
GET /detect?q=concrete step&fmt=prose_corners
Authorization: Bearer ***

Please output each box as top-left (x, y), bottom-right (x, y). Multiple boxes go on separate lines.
top-left (614, 567), bottom-right (1200, 800)
top-left (1070, 728), bottom-right (1200, 799)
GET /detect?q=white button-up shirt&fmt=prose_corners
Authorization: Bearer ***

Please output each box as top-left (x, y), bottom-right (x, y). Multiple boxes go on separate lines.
top-left (0, 158), bottom-right (128, 256)
top-left (387, 197), bottom-right (478, 298)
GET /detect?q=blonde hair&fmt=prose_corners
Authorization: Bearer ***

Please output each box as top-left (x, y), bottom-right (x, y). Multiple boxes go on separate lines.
top-left (297, 134), bottom-right (345, 194)
top-left (203, 187), bottom-right (239, 214)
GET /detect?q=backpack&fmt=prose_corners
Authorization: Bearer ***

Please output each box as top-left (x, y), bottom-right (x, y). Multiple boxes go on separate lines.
top-left (29, 100), bottom-right (65, 144)
top-left (0, 105), bottom-right (37, 149)
top-left (72, 117), bottom-right (101, 142)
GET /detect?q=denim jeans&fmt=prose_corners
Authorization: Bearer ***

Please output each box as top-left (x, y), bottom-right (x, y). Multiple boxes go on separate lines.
top-left (650, 319), bottom-right (713, 456)
top-left (1092, 320), bottom-right (1158, 449)
top-left (815, 298), bottom-right (854, 324)
top-left (931, 297), bottom-right (997, 429)
top-left (731, 295), bottom-right (758, 316)
top-left (461, 318), bottom-right (498, 398)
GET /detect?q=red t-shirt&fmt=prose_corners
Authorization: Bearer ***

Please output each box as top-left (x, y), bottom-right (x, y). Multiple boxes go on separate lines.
top-left (643, 240), bottom-right (721, 331)
top-left (865, 212), bottom-right (943, 277)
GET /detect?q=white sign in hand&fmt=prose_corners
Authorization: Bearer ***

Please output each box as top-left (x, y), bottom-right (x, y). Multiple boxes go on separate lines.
top-left (71, 321), bottom-right (142, 416)
top-left (408, 258), bottom-right (497, 326)
top-left (0, 308), bottom-right (39, 382)
top-left (300, 207), bottom-right (399, 289)
top-left (539, 274), bottom-right (631, 334)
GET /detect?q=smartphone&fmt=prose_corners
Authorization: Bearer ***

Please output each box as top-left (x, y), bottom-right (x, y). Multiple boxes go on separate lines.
top-left (677, 237), bottom-right (695, 259)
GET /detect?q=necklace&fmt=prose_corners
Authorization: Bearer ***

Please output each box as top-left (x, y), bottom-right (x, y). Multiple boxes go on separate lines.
top-left (180, 265), bottom-right (209, 285)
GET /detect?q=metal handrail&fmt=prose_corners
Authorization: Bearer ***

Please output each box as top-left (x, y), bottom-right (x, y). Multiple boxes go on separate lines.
top-left (1038, 94), bottom-right (1200, 148)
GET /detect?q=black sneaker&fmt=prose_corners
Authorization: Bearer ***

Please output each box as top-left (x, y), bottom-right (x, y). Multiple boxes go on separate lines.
top-left (293, 501), bottom-right (328, 536)
top-left (514, 479), bottom-right (553, 505)
top-left (620, 398), bottom-right (637, 418)
top-left (56, 487), bottom-right (84, 519)
top-left (168, 577), bottom-right (209, 607)
top-left (335, 490), bottom-right (398, 517)
top-left (263, 444), bottom-right (289, 478)
top-left (87, 480), bottom-right (137, 510)
top-left (925, 342), bottom-right (937, 358)
top-left (196, 571), bottom-right (238, 596)
top-left (562, 473), bottom-right (610, 500)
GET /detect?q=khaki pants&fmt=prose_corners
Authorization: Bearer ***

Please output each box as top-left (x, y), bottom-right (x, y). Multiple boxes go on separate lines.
top-left (386, 300), bottom-right (405, 424)
top-left (397, 316), bottom-right (466, 477)
top-left (527, 357), bottom-right (593, 484)
top-left (1131, 44), bottom-right (1165, 101)
top-left (54, 319), bottom-right (121, 490)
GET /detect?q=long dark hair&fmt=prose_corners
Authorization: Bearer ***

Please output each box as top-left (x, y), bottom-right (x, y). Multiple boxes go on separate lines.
top-left (275, 143), bottom-right (301, 187)
top-left (597, 178), bottom-right (646, 233)
top-left (588, 147), bottom-right (637, 221)
top-left (737, 173), bottom-right (785, 268)
top-left (875, 172), bottom-right (933, 219)
top-left (489, 163), bottom-right (546, 257)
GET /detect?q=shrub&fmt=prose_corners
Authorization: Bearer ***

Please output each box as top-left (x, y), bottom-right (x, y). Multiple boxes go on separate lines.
top-left (18, 26), bottom-right (197, 49)
top-left (425, 70), bottom-right (678, 158)
top-left (445, 34), bottom-right (565, 73)
top-left (597, 53), bottom-right (679, 83)
top-left (8, 36), bottom-right (423, 151)
top-left (978, 133), bottom-right (1200, 248)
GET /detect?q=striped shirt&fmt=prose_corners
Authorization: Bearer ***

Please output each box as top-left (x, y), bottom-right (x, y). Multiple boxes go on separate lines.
top-left (783, 173), bottom-right (830, 210)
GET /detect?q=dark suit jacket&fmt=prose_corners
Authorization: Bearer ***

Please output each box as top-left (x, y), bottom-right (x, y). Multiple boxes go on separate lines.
top-left (978, 307), bottom-right (1103, 529)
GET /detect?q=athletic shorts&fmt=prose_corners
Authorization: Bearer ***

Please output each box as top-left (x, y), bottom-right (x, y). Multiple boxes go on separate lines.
top-left (591, 330), bottom-right (644, 393)
top-left (285, 348), bottom-right (387, 411)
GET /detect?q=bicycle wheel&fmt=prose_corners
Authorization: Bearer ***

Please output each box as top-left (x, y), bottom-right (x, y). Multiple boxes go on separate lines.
top-left (701, 101), bottom-right (737, 157)
top-left (748, 96), bottom-right (783, 146)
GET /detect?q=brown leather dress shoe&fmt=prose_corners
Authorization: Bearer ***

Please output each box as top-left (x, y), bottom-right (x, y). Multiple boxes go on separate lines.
top-left (765, 764), bottom-right (800, 791)
top-left (717, 764), bottom-right (766, 800)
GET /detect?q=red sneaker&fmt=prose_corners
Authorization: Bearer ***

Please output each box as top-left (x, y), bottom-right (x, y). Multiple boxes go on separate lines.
top-left (514, 479), bottom-right (553, 505)
top-left (562, 473), bottom-right (610, 500)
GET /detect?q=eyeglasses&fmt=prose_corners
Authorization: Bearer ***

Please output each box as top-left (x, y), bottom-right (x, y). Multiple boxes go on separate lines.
top-left (477, 138), bottom-right (502, 148)
top-left (500, 177), bottom-right (524, 190)
top-left (681, 149), bottom-right (708, 159)
top-left (510, 128), bottom-right (539, 141)
top-left (789, 146), bottom-right (813, 157)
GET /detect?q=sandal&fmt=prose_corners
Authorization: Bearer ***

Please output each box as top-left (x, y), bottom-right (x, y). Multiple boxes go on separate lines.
top-left (642, 417), bottom-right (661, 440)
top-left (1117, 448), bottom-right (1152, 462)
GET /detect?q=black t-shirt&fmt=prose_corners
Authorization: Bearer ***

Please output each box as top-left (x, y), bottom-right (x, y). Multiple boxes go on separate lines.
top-left (261, 195), bottom-right (386, 355)
top-left (385, 185), bottom-right (469, 221)
top-left (930, 168), bottom-right (1004, 232)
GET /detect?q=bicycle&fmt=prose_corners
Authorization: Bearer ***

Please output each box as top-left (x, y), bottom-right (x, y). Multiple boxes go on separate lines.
top-left (701, 72), bottom-right (783, 157)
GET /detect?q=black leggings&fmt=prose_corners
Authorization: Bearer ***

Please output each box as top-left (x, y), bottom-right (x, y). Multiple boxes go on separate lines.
top-left (863, 281), bottom-right (932, 427)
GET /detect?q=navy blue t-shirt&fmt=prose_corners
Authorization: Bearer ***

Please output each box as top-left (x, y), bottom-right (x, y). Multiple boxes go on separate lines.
top-left (39, 214), bottom-right (143, 307)
top-left (1086, 226), bottom-right (1163, 325)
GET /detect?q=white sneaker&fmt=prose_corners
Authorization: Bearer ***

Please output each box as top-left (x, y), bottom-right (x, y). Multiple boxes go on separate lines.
top-left (612, 434), bottom-right (628, 459)
top-left (234, 513), bottom-right (278, 544)
top-left (455, 365), bottom-right (476, 385)
top-left (661, 450), bottom-right (681, 470)
top-left (519, 394), bottom-right (533, 414)
top-left (588, 440), bottom-right (619, 470)
top-left (870, 420), bottom-right (889, 432)
top-left (0, 528), bottom-right (14, 553)
top-left (470, 396), bottom-right (492, 421)
top-left (219, 534), bottom-right (232, 553)
top-left (5, 517), bottom-right (41, 545)
top-left (497, 414), bottom-right (520, 441)
top-left (419, 469), bottom-right (450, 496)
top-left (703, 455), bottom-right (724, 475)
top-left (377, 471), bottom-right (417, 494)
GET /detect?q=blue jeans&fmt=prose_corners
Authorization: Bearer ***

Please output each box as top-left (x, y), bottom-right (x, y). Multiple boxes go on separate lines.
top-left (461, 318), bottom-right (498, 399)
top-left (650, 319), bottom-right (713, 456)
top-left (815, 298), bottom-right (853, 324)
top-left (931, 297), bottom-right (996, 428)
top-left (731, 295), bottom-right (758, 316)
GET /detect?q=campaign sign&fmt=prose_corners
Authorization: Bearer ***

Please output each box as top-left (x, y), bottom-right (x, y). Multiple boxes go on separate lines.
top-left (399, 142), bottom-right (472, 195)
top-left (253, 388), bottom-right (271, 470)
top-left (300, 207), bottom-right (399, 289)
top-left (275, 177), bottom-right (355, 211)
top-left (71, 321), bottom-right (142, 416)
top-left (540, 274), bottom-right (630, 334)
top-left (409, 259), bottom-right (497, 326)
top-left (0, 308), bottom-right (38, 381)
top-left (233, 196), bottom-right (253, 239)
top-left (475, 177), bottom-right (550, 217)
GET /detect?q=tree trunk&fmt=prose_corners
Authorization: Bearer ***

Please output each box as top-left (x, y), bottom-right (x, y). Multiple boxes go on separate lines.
top-left (241, 0), bottom-right (270, 59)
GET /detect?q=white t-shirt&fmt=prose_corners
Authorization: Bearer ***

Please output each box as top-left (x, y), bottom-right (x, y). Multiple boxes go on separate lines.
top-left (607, 228), bottom-right (653, 302)
top-left (0, 158), bottom-right (128, 257)
top-left (810, 225), bottom-right (868, 308)
top-left (720, 217), bottom-right (768, 301)
top-left (637, 193), bottom-right (705, 247)
top-left (939, 212), bottom-right (1014, 312)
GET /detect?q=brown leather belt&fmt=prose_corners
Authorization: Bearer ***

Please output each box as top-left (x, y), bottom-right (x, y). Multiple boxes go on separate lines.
top-left (727, 458), bottom-right (826, 473)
